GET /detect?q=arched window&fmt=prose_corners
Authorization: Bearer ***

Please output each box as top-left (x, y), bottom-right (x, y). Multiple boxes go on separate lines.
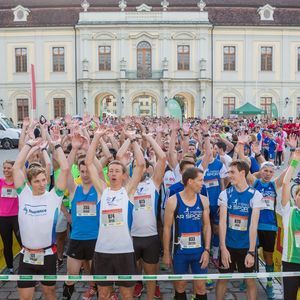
top-left (137, 41), bottom-right (152, 79)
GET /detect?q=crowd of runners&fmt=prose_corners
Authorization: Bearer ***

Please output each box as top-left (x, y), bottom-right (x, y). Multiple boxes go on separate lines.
top-left (0, 114), bottom-right (299, 300)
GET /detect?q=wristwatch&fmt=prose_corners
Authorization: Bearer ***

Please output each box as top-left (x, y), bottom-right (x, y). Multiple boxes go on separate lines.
top-left (247, 251), bottom-right (255, 257)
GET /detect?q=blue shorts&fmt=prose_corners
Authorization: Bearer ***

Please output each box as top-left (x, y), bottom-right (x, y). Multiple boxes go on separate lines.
top-left (210, 205), bottom-right (219, 225)
top-left (269, 152), bottom-right (275, 160)
top-left (173, 252), bottom-right (208, 275)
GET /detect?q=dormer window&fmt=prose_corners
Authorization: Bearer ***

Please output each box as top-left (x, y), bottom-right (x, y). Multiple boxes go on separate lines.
top-left (12, 5), bottom-right (30, 22)
top-left (257, 4), bottom-right (275, 21)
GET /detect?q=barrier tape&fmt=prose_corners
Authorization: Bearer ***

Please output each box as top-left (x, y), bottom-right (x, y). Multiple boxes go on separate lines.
top-left (0, 272), bottom-right (299, 281)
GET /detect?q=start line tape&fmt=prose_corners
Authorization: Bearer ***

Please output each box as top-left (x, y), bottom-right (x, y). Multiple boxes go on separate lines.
top-left (0, 272), bottom-right (300, 281)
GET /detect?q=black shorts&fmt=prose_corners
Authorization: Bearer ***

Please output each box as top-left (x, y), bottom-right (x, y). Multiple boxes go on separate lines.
top-left (18, 253), bottom-right (57, 288)
top-left (218, 248), bottom-right (255, 273)
top-left (133, 235), bottom-right (160, 264)
top-left (67, 239), bottom-right (96, 260)
top-left (258, 230), bottom-right (277, 253)
top-left (93, 252), bottom-right (137, 287)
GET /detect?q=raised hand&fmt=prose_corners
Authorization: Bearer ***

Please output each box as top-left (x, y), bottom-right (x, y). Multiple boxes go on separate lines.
top-left (251, 141), bottom-right (260, 155)
top-left (50, 125), bottom-right (62, 145)
top-left (23, 117), bottom-right (31, 129)
top-left (71, 133), bottom-right (84, 150)
top-left (287, 133), bottom-right (298, 149)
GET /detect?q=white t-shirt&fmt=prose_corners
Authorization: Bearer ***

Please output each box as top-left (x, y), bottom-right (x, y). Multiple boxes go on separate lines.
top-left (18, 184), bottom-right (63, 250)
top-left (219, 154), bottom-right (232, 170)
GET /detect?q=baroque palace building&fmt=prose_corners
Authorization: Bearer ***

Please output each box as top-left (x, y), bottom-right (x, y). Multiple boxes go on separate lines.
top-left (1, 0), bottom-right (300, 123)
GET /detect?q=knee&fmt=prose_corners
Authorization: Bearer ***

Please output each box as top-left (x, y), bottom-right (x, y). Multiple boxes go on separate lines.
top-left (98, 287), bottom-right (110, 300)
top-left (43, 285), bottom-right (56, 297)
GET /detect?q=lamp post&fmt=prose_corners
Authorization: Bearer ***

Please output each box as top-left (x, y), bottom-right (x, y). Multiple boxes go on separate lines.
top-left (83, 97), bottom-right (87, 111)
top-left (0, 99), bottom-right (3, 110)
top-left (202, 96), bottom-right (206, 106)
top-left (164, 96), bottom-right (168, 106)
top-left (285, 97), bottom-right (289, 107)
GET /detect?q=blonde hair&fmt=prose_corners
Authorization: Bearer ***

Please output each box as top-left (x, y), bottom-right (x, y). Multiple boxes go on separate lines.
top-left (27, 166), bottom-right (46, 183)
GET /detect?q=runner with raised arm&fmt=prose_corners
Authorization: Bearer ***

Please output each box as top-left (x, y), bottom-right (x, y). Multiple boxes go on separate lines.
top-left (86, 128), bottom-right (145, 300)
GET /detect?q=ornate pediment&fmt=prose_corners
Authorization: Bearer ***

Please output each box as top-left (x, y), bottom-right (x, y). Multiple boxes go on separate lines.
top-left (136, 4), bottom-right (152, 12)
top-left (257, 4), bottom-right (275, 21)
top-left (12, 5), bottom-right (30, 22)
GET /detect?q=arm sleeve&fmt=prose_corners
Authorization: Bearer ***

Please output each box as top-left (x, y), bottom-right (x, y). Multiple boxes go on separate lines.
top-left (218, 190), bottom-right (228, 207)
top-left (251, 190), bottom-right (266, 209)
top-left (219, 164), bottom-right (228, 179)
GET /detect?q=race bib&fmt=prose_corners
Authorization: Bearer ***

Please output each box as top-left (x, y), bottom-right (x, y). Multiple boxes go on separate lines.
top-left (23, 250), bottom-right (44, 265)
top-left (1, 187), bottom-right (17, 198)
top-left (295, 231), bottom-right (300, 248)
top-left (134, 195), bottom-right (152, 211)
top-left (264, 196), bottom-right (275, 210)
top-left (76, 201), bottom-right (96, 217)
top-left (180, 232), bottom-right (201, 249)
top-left (102, 208), bottom-right (124, 227)
top-left (204, 179), bottom-right (219, 188)
top-left (228, 214), bottom-right (248, 231)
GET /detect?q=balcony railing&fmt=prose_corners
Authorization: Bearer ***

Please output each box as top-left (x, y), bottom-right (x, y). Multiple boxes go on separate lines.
top-left (125, 70), bottom-right (163, 80)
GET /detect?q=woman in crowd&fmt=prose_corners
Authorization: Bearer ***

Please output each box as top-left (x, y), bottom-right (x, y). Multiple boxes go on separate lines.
top-left (0, 160), bottom-right (22, 274)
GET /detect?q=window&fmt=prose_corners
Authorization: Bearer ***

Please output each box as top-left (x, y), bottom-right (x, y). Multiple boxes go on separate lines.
top-left (177, 45), bottom-right (190, 70)
top-left (137, 41), bottom-right (152, 78)
top-left (297, 97), bottom-right (300, 117)
top-left (223, 97), bottom-right (236, 117)
top-left (17, 98), bottom-right (29, 122)
top-left (298, 48), bottom-right (300, 72)
top-left (261, 97), bottom-right (272, 117)
top-left (53, 98), bottom-right (65, 118)
top-left (53, 47), bottom-right (65, 72)
top-left (98, 46), bottom-right (111, 71)
top-left (223, 46), bottom-right (236, 71)
top-left (261, 47), bottom-right (273, 71)
top-left (15, 48), bottom-right (27, 72)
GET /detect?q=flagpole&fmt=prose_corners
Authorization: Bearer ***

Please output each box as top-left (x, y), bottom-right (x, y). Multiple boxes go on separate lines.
top-left (31, 64), bottom-right (37, 120)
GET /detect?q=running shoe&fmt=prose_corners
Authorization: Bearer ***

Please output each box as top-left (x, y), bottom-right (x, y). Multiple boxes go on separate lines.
top-left (206, 279), bottom-right (215, 290)
top-left (154, 284), bottom-right (162, 298)
top-left (133, 282), bottom-right (144, 297)
top-left (266, 285), bottom-right (275, 299)
top-left (239, 280), bottom-right (246, 292)
top-left (82, 285), bottom-right (97, 300)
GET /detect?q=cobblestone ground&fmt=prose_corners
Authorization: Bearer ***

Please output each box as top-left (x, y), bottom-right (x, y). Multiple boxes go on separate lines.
top-left (0, 255), bottom-right (281, 299)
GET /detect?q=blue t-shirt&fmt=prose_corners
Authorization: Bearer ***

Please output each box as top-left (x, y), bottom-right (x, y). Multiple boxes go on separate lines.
top-left (173, 193), bottom-right (204, 255)
top-left (250, 156), bottom-right (260, 174)
top-left (218, 186), bottom-right (262, 249)
top-left (71, 185), bottom-right (100, 240)
top-left (268, 139), bottom-right (277, 154)
top-left (254, 179), bottom-right (277, 231)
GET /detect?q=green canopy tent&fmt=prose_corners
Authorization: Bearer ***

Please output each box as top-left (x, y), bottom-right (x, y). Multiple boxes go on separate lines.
top-left (230, 102), bottom-right (266, 115)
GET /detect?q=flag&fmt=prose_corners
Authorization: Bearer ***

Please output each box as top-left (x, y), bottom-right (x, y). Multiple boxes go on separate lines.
top-left (31, 64), bottom-right (36, 111)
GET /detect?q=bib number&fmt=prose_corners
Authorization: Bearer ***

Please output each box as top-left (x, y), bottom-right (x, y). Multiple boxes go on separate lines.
top-left (295, 231), bottom-right (300, 248)
top-left (23, 250), bottom-right (44, 265)
top-left (76, 202), bottom-right (96, 216)
top-left (264, 196), bottom-right (275, 210)
top-left (134, 195), bottom-right (152, 211)
top-left (229, 214), bottom-right (248, 231)
top-left (205, 179), bottom-right (219, 188)
top-left (180, 233), bottom-right (201, 249)
top-left (102, 209), bottom-right (124, 227)
top-left (1, 187), bottom-right (17, 198)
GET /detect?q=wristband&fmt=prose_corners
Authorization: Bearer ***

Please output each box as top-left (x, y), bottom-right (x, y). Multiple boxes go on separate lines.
top-left (130, 139), bottom-right (137, 144)
top-left (184, 133), bottom-right (189, 137)
top-left (203, 134), bottom-right (209, 138)
top-left (25, 143), bottom-right (33, 148)
top-left (54, 144), bottom-right (62, 150)
top-left (247, 251), bottom-right (255, 258)
top-left (204, 248), bottom-right (210, 255)
top-left (290, 148), bottom-right (296, 152)
top-left (291, 159), bottom-right (299, 169)
top-left (255, 153), bottom-right (261, 158)
top-left (41, 148), bottom-right (47, 152)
